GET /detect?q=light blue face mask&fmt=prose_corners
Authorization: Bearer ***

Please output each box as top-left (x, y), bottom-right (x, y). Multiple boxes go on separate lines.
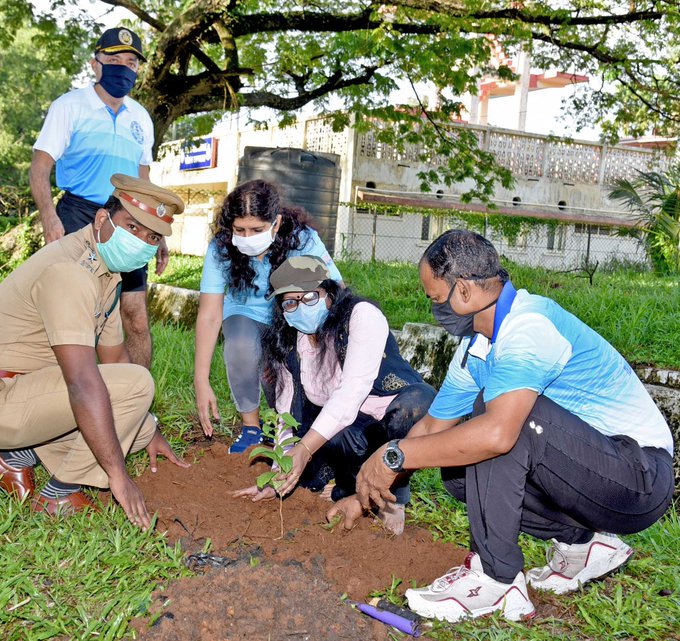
top-left (96, 214), bottom-right (159, 273)
top-left (283, 296), bottom-right (330, 334)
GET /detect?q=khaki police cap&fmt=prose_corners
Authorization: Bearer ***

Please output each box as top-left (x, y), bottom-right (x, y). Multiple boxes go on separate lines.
top-left (95, 27), bottom-right (146, 62)
top-left (110, 174), bottom-right (184, 236)
top-left (267, 256), bottom-right (330, 300)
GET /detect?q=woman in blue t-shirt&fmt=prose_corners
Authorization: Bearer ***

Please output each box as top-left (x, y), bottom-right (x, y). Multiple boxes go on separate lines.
top-left (194, 179), bottom-right (341, 452)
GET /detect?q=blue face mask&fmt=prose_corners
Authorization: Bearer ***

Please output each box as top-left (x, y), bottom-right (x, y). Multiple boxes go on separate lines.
top-left (98, 62), bottom-right (137, 98)
top-left (283, 296), bottom-right (330, 334)
top-left (96, 214), bottom-right (159, 273)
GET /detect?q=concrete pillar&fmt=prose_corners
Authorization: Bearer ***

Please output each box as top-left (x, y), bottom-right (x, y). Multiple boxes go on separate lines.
top-left (514, 50), bottom-right (531, 131)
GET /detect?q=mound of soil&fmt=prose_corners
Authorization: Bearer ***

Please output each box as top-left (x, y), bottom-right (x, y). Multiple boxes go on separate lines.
top-left (131, 442), bottom-right (466, 640)
top-left (136, 561), bottom-right (391, 641)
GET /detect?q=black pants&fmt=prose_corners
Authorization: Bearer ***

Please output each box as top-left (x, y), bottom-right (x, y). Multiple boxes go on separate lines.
top-left (299, 382), bottom-right (437, 504)
top-left (57, 192), bottom-right (148, 293)
top-left (442, 394), bottom-right (674, 583)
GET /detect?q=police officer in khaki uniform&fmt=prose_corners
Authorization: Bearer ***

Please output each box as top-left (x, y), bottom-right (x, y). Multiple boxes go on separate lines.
top-left (0, 174), bottom-right (189, 530)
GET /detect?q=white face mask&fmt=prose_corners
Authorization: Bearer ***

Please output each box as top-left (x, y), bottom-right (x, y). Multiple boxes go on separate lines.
top-left (231, 222), bottom-right (276, 257)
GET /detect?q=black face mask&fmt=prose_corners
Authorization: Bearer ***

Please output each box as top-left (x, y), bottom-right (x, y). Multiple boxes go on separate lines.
top-left (431, 282), bottom-right (499, 337)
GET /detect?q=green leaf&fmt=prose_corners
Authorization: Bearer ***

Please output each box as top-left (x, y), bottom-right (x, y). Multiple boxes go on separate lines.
top-left (248, 448), bottom-right (276, 462)
top-left (279, 455), bottom-right (294, 474)
top-left (255, 471), bottom-right (277, 489)
top-left (279, 412), bottom-right (300, 428)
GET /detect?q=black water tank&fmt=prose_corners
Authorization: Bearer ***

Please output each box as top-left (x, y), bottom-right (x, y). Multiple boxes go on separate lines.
top-left (237, 146), bottom-right (341, 254)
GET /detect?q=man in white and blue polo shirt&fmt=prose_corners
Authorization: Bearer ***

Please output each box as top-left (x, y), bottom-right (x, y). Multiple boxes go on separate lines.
top-left (29, 27), bottom-right (164, 369)
top-left (329, 229), bottom-right (674, 625)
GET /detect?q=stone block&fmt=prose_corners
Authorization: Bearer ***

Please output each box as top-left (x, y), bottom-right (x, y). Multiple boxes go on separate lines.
top-left (395, 322), bottom-right (461, 387)
top-left (147, 283), bottom-right (200, 328)
top-left (643, 384), bottom-right (680, 492)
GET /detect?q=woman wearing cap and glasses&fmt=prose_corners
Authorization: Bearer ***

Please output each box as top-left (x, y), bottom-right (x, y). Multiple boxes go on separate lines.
top-left (233, 256), bottom-right (436, 534)
top-left (194, 180), bottom-right (342, 453)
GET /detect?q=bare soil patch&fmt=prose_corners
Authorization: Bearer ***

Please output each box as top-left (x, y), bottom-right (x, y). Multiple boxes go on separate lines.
top-left (131, 442), bottom-right (463, 640)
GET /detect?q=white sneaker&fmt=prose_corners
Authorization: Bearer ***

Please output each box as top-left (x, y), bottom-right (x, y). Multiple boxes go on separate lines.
top-left (405, 552), bottom-right (535, 623)
top-left (526, 532), bottom-right (633, 595)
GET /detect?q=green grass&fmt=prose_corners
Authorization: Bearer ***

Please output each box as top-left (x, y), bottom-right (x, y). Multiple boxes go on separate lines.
top-left (0, 502), bottom-right (188, 640)
top-left (151, 254), bottom-right (680, 369)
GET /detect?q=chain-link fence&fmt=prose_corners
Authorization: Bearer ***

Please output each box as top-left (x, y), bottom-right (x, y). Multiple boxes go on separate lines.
top-left (341, 206), bottom-right (648, 272)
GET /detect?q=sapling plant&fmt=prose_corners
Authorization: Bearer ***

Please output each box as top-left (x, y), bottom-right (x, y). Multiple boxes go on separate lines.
top-left (248, 408), bottom-right (301, 537)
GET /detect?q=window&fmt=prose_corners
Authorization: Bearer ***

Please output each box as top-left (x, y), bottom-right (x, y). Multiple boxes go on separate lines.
top-left (421, 215), bottom-right (431, 241)
top-left (574, 224), bottom-right (614, 236)
top-left (547, 225), bottom-right (566, 251)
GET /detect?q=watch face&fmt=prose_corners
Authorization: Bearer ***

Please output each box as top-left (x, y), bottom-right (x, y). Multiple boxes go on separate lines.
top-left (384, 441), bottom-right (404, 471)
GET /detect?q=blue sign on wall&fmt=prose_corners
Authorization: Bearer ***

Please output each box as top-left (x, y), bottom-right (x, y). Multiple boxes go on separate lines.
top-left (180, 138), bottom-right (218, 171)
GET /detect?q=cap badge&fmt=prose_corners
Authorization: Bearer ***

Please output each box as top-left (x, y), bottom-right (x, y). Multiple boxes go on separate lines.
top-left (156, 203), bottom-right (166, 218)
top-left (119, 29), bottom-right (133, 45)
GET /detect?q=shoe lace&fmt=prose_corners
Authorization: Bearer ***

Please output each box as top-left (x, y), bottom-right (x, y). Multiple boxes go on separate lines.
top-left (431, 562), bottom-right (473, 591)
top-left (545, 540), bottom-right (569, 572)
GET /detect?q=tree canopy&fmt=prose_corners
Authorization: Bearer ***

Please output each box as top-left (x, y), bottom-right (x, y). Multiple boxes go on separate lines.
top-left (96, 0), bottom-right (680, 141)
top-left (2, 0), bottom-right (679, 200)
top-left (0, 21), bottom-right (90, 196)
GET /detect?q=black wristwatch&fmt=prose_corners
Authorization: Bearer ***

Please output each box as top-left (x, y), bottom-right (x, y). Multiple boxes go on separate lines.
top-left (383, 439), bottom-right (405, 473)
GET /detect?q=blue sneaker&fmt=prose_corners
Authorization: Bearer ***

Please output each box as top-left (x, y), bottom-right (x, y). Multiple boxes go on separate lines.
top-left (228, 426), bottom-right (263, 454)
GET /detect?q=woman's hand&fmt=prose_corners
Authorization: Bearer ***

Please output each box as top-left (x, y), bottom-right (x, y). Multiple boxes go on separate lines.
top-left (195, 380), bottom-right (220, 437)
top-left (275, 443), bottom-right (312, 497)
top-left (231, 485), bottom-right (276, 502)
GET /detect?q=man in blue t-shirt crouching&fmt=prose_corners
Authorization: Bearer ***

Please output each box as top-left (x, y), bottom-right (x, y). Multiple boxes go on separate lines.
top-left (328, 229), bottom-right (674, 624)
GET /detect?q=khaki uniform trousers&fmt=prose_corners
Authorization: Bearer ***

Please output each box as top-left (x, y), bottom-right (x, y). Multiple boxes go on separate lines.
top-left (0, 363), bottom-right (156, 488)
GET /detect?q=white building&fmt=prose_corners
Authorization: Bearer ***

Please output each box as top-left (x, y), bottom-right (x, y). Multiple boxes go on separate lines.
top-left (151, 115), bottom-right (669, 269)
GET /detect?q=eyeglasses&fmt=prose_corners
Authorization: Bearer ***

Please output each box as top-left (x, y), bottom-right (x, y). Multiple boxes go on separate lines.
top-left (281, 291), bottom-right (321, 313)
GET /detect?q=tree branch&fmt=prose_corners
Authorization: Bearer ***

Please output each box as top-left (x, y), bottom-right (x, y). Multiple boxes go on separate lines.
top-left (99, 0), bottom-right (165, 32)
top-left (391, 1), bottom-right (664, 27)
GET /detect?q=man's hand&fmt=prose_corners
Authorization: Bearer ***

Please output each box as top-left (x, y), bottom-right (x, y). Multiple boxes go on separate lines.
top-left (326, 495), bottom-right (366, 531)
top-left (155, 237), bottom-right (169, 275)
top-left (231, 485), bottom-right (277, 502)
top-left (109, 472), bottom-right (151, 530)
top-left (355, 445), bottom-right (398, 510)
top-left (146, 428), bottom-right (190, 473)
top-left (29, 149), bottom-right (62, 244)
top-left (41, 212), bottom-right (65, 244)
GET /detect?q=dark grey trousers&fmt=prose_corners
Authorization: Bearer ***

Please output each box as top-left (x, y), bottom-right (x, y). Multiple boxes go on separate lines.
top-left (300, 383), bottom-right (437, 504)
top-left (442, 394), bottom-right (674, 583)
top-left (222, 315), bottom-right (269, 414)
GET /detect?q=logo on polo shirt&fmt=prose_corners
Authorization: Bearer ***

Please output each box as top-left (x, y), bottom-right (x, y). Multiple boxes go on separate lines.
top-left (130, 121), bottom-right (144, 144)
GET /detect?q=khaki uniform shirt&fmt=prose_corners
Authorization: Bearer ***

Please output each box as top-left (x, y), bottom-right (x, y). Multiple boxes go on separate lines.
top-left (0, 225), bottom-right (123, 374)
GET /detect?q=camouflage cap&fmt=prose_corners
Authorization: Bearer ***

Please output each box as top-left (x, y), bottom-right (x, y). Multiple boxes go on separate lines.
top-left (266, 256), bottom-right (331, 300)
top-left (110, 174), bottom-right (184, 236)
